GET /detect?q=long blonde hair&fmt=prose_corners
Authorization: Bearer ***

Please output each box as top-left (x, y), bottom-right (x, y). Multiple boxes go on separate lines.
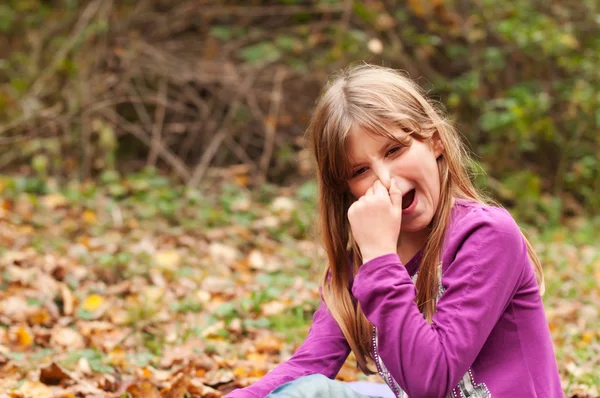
top-left (305, 64), bottom-right (544, 374)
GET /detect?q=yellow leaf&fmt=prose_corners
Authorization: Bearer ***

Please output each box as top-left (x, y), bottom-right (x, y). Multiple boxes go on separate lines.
top-left (15, 327), bottom-right (33, 348)
top-left (141, 366), bottom-right (153, 378)
top-left (82, 209), bottom-right (97, 224)
top-left (581, 331), bottom-right (594, 344)
top-left (81, 294), bottom-right (105, 312)
top-left (233, 367), bottom-right (247, 378)
top-left (109, 347), bottom-right (127, 368)
top-left (155, 250), bottom-right (181, 270)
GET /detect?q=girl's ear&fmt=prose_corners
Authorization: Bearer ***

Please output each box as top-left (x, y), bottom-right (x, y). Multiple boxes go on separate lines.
top-left (432, 132), bottom-right (444, 159)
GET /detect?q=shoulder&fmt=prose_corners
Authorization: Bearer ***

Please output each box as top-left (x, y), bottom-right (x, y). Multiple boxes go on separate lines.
top-left (452, 198), bottom-right (521, 236)
top-left (445, 199), bottom-right (526, 257)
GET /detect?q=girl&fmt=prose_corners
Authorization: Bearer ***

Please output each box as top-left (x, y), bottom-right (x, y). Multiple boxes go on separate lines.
top-left (226, 64), bottom-right (562, 397)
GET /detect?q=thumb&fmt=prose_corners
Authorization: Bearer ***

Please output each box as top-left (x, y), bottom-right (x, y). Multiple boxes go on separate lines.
top-left (389, 178), bottom-right (404, 210)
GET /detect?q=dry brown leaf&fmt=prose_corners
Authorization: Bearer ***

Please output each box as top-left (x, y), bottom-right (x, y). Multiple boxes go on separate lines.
top-left (160, 373), bottom-right (188, 398)
top-left (188, 378), bottom-right (222, 397)
top-left (254, 335), bottom-right (283, 355)
top-left (50, 327), bottom-right (85, 350)
top-left (127, 380), bottom-right (161, 398)
top-left (39, 362), bottom-right (73, 386)
top-left (97, 374), bottom-right (119, 392)
top-left (204, 369), bottom-right (234, 387)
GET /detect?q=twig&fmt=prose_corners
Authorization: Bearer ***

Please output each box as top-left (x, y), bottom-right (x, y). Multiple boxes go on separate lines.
top-left (187, 73), bottom-right (256, 188)
top-left (147, 78), bottom-right (168, 166)
top-left (100, 108), bottom-right (191, 181)
top-left (258, 67), bottom-right (286, 184)
top-left (128, 79), bottom-right (155, 132)
top-left (178, 85), bottom-right (214, 160)
top-left (225, 136), bottom-right (257, 171)
top-left (27, 0), bottom-right (105, 99)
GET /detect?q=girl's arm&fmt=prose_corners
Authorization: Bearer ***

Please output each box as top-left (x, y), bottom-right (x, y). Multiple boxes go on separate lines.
top-left (352, 206), bottom-right (530, 397)
top-left (225, 297), bottom-right (351, 397)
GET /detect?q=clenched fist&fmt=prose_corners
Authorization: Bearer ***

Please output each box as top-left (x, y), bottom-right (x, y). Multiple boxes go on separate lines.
top-left (348, 178), bottom-right (403, 264)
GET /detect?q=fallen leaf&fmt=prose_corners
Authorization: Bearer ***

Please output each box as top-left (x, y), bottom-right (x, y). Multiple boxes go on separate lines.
top-left (60, 284), bottom-right (74, 316)
top-left (127, 380), bottom-right (161, 398)
top-left (254, 335), bottom-right (283, 354)
top-left (14, 326), bottom-right (33, 348)
top-left (261, 301), bottom-right (286, 316)
top-left (77, 357), bottom-right (92, 374)
top-left (160, 373), bottom-right (188, 398)
top-left (50, 327), bottom-right (85, 350)
top-left (155, 250), bottom-right (181, 271)
top-left (40, 194), bottom-right (67, 210)
top-left (188, 378), bottom-right (222, 397)
top-left (39, 362), bottom-right (73, 386)
top-left (81, 294), bottom-right (105, 312)
top-left (82, 209), bottom-right (97, 224)
top-left (14, 381), bottom-right (54, 398)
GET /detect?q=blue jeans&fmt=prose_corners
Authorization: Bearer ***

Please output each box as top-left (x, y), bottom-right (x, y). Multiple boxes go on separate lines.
top-left (266, 374), bottom-right (394, 398)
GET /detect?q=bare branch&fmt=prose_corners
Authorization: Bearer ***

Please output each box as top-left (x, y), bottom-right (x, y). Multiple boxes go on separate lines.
top-left (187, 72), bottom-right (256, 188)
top-left (27, 0), bottom-right (105, 99)
top-left (100, 108), bottom-right (191, 181)
top-left (147, 78), bottom-right (169, 166)
top-left (258, 67), bottom-right (286, 184)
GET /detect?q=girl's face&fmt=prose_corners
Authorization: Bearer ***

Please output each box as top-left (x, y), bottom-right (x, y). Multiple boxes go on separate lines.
top-left (345, 127), bottom-right (444, 234)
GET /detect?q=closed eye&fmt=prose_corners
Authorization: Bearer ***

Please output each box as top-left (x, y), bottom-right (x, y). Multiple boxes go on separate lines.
top-left (386, 146), bottom-right (402, 157)
top-left (351, 167), bottom-right (368, 178)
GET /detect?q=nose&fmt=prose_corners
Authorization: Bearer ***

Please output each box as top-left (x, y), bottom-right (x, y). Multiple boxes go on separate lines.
top-left (373, 163), bottom-right (392, 191)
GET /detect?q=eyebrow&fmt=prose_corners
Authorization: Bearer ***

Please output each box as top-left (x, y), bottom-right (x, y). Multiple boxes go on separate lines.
top-left (348, 138), bottom-right (403, 168)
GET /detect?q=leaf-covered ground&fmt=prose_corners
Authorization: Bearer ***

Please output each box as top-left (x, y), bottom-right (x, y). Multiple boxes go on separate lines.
top-left (0, 170), bottom-right (598, 397)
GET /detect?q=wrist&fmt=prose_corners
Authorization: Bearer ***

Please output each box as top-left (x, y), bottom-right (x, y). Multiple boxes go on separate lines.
top-left (361, 249), bottom-right (397, 264)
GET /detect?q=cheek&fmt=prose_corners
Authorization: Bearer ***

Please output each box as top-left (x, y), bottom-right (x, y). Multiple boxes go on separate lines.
top-left (348, 179), bottom-right (370, 199)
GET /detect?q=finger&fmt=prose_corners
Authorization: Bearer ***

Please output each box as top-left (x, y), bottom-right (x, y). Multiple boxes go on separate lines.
top-left (389, 177), bottom-right (404, 209)
top-left (373, 180), bottom-right (388, 196)
top-left (365, 185), bottom-right (375, 197)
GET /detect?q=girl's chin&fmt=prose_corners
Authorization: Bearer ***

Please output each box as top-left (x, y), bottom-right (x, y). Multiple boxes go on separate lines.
top-left (401, 212), bottom-right (433, 232)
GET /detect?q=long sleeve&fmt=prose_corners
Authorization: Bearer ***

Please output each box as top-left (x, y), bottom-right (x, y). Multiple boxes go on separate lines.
top-left (351, 207), bottom-right (528, 397)
top-left (225, 298), bottom-right (351, 397)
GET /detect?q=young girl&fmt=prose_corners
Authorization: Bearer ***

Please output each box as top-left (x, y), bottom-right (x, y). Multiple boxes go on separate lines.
top-left (225, 64), bottom-right (562, 398)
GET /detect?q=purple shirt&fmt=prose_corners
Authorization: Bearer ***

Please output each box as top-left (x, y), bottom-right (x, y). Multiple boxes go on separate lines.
top-left (226, 199), bottom-right (563, 397)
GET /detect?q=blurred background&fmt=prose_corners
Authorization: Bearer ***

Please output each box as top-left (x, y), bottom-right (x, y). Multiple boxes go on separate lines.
top-left (1, 0), bottom-right (599, 221)
top-left (0, 1), bottom-right (599, 397)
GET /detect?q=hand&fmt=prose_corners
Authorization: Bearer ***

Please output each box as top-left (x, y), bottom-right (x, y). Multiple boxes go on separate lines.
top-left (348, 178), bottom-right (404, 264)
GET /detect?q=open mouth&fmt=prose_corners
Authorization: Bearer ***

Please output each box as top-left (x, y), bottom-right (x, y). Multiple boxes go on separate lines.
top-left (402, 189), bottom-right (416, 210)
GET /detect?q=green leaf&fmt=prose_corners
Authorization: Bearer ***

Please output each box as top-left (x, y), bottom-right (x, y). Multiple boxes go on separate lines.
top-left (210, 26), bottom-right (232, 41)
top-left (239, 42), bottom-right (281, 64)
